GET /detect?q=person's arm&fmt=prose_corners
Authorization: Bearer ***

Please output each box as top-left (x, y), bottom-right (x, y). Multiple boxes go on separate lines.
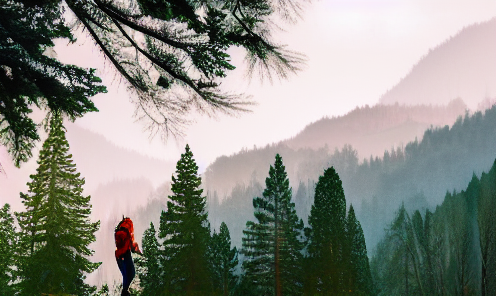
top-left (131, 241), bottom-right (142, 254)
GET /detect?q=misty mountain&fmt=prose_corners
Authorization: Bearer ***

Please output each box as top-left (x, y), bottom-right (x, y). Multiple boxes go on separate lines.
top-left (284, 99), bottom-right (466, 158)
top-left (379, 17), bottom-right (496, 108)
top-left (0, 123), bottom-right (175, 214)
top-left (203, 101), bottom-right (466, 198)
top-left (64, 122), bottom-right (175, 194)
top-left (202, 105), bottom-right (496, 254)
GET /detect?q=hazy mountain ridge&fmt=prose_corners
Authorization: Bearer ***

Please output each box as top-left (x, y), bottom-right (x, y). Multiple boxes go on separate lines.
top-left (284, 99), bottom-right (467, 158)
top-left (203, 101), bottom-right (467, 198)
top-left (201, 105), bottom-right (496, 254)
top-left (65, 122), bottom-right (175, 194)
top-left (379, 17), bottom-right (496, 108)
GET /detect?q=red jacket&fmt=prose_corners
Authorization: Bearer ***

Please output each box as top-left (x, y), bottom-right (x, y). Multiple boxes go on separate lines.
top-left (115, 218), bottom-right (141, 258)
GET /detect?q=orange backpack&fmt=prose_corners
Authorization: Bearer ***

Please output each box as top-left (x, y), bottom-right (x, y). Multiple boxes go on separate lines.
top-left (115, 217), bottom-right (134, 250)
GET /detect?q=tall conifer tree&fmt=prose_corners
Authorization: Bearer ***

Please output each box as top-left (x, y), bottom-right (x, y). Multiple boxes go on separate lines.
top-left (139, 222), bottom-right (162, 296)
top-left (15, 112), bottom-right (100, 296)
top-left (0, 203), bottom-right (17, 295)
top-left (210, 221), bottom-right (239, 296)
top-left (347, 205), bottom-right (374, 295)
top-left (305, 167), bottom-right (347, 295)
top-left (159, 144), bottom-right (212, 295)
top-left (241, 154), bottom-right (304, 296)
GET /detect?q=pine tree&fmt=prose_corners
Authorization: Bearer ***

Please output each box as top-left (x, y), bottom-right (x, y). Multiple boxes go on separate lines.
top-left (210, 221), bottom-right (239, 296)
top-left (346, 205), bottom-right (374, 295)
top-left (305, 167), bottom-right (347, 295)
top-left (159, 144), bottom-right (212, 295)
top-left (0, 203), bottom-right (17, 295)
top-left (138, 222), bottom-right (162, 296)
top-left (241, 154), bottom-right (304, 296)
top-left (15, 112), bottom-right (100, 296)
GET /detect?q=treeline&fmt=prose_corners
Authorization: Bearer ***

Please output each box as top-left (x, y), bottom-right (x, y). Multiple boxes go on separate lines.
top-left (371, 160), bottom-right (496, 296)
top-left (204, 100), bottom-right (467, 198)
top-left (0, 115), bottom-right (374, 295)
top-left (137, 148), bottom-right (375, 295)
top-left (208, 105), bottom-right (496, 250)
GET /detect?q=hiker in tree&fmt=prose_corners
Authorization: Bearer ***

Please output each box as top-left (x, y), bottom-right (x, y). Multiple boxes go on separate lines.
top-left (115, 217), bottom-right (142, 296)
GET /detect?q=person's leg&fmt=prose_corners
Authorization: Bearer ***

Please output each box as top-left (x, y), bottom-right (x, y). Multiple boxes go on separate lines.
top-left (124, 251), bottom-right (135, 293)
top-left (121, 251), bottom-right (135, 294)
top-left (117, 253), bottom-right (131, 295)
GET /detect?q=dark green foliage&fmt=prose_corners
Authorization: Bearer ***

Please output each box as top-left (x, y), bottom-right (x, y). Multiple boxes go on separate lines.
top-left (241, 154), bottom-right (304, 296)
top-left (0, 1), bottom-right (106, 167)
top-left (347, 205), bottom-right (374, 295)
top-left (210, 222), bottom-right (239, 296)
top-left (15, 112), bottom-right (100, 296)
top-left (159, 144), bottom-right (212, 295)
top-left (305, 167), bottom-right (347, 295)
top-left (0, 203), bottom-right (17, 295)
top-left (138, 222), bottom-right (162, 296)
top-left (1, 1), bottom-right (306, 166)
top-left (370, 205), bottom-right (417, 296)
top-left (63, 0), bottom-right (305, 137)
top-left (478, 160), bottom-right (496, 296)
top-left (372, 160), bottom-right (496, 296)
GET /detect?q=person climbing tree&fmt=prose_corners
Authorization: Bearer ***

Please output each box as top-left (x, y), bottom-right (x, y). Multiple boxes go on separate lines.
top-left (115, 217), bottom-right (142, 296)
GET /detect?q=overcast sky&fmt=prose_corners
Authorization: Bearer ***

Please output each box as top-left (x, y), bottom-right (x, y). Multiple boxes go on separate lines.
top-left (29, 0), bottom-right (496, 173)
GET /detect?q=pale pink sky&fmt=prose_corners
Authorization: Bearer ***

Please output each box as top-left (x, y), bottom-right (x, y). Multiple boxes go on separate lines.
top-left (10, 0), bottom-right (496, 174)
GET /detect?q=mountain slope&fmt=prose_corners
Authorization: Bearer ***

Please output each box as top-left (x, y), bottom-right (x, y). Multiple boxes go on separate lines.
top-left (203, 101), bottom-right (467, 198)
top-left (284, 99), bottom-right (466, 158)
top-left (379, 18), bottom-right (496, 108)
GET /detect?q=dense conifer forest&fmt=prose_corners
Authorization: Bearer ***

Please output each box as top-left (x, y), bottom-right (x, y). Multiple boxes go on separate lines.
top-left (4, 105), bottom-right (496, 295)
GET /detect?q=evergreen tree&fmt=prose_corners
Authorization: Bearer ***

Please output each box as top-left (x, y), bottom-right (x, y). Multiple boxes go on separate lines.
top-left (305, 167), bottom-right (347, 295)
top-left (0, 1), bottom-right (106, 167)
top-left (159, 144), bottom-right (212, 295)
top-left (241, 154), bottom-right (304, 296)
top-left (0, 203), bottom-right (17, 295)
top-left (347, 205), bottom-right (374, 295)
top-left (15, 112), bottom-right (100, 296)
top-left (138, 222), bottom-right (162, 296)
top-left (210, 221), bottom-right (239, 296)
top-left (479, 160), bottom-right (496, 296)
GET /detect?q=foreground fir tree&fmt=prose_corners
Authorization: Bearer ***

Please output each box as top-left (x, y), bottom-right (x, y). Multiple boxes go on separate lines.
top-left (305, 167), bottom-right (347, 295)
top-left (15, 112), bottom-right (100, 296)
top-left (241, 154), bottom-right (304, 296)
top-left (346, 205), bottom-right (374, 295)
top-left (210, 221), bottom-right (239, 296)
top-left (159, 144), bottom-right (212, 295)
top-left (0, 203), bottom-right (17, 295)
top-left (138, 222), bottom-right (162, 296)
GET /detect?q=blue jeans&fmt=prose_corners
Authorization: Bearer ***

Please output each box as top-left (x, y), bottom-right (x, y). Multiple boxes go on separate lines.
top-left (116, 250), bottom-right (135, 295)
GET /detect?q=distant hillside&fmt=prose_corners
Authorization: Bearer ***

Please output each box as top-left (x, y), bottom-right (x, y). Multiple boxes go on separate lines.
top-left (379, 18), bottom-right (496, 108)
top-left (203, 105), bottom-right (496, 253)
top-left (65, 122), bottom-right (175, 193)
top-left (203, 101), bottom-right (467, 198)
top-left (0, 123), bottom-right (174, 214)
top-left (284, 99), bottom-right (466, 158)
